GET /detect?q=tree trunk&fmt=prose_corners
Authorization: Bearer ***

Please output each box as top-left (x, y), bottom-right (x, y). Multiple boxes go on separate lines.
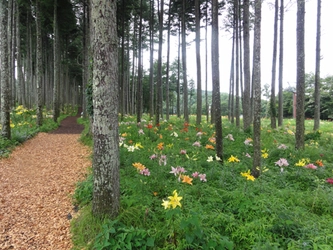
top-left (195, 0), bottom-right (202, 125)
top-left (278, 0), bottom-right (284, 127)
top-left (149, 0), bottom-right (154, 118)
top-left (165, 0), bottom-right (171, 120)
top-left (16, 0), bottom-right (24, 105)
top-left (313, 0), bottom-right (321, 131)
top-left (91, 0), bottom-right (120, 218)
top-left (120, 0), bottom-right (125, 120)
top-left (212, 0), bottom-right (223, 162)
top-left (182, 0), bottom-right (189, 122)
top-left (53, 0), bottom-right (60, 122)
top-left (243, 0), bottom-right (251, 131)
top-left (252, 0), bottom-right (261, 178)
top-left (155, 0), bottom-right (163, 125)
top-left (83, 0), bottom-right (90, 118)
top-left (270, 0), bottom-right (278, 129)
top-left (136, 0), bottom-right (143, 123)
top-left (0, 0), bottom-right (11, 139)
top-left (36, 0), bottom-right (43, 126)
top-left (177, 26), bottom-right (181, 118)
top-left (205, 0), bottom-right (209, 123)
top-left (235, 0), bottom-right (240, 127)
top-left (228, 31), bottom-right (235, 123)
top-left (7, 0), bottom-right (13, 106)
top-left (295, 0), bottom-right (305, 150)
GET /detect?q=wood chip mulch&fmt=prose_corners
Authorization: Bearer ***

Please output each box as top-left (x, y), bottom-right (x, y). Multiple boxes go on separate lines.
top-left (0, 115), bottom-right (91, 250)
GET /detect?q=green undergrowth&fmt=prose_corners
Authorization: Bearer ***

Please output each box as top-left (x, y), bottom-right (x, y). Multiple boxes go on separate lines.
top-left (77, 117), bottom-right (93, 148)
top-left (0, 104), bottom-right (77, 157)
top-left (72, 115), bottom-right (333, 249)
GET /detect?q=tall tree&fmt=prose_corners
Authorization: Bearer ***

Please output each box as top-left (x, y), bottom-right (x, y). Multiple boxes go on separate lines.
top-left (119, 0), bottom-right (126, 119)
top-left (242, 0), bottom-right (251, 131)
top-left (235, 0), bottom-right (240, 127)
top-left (212, 0), bottom-right (223, 162)
top-left (295, 0), bottom-right (305, 150)
top-left (195, 0), bottom-right (202, 125)
top-left (181, 0), bottom-right (189, 122)
top-left (270, 0), bottom-right (278, 129)
top-left (205, 0), bottom-right (209, 123)
top-left (53, 0), bottom-right (60, 122)
top-left (36, 0), bottom-right (43, 127)
top-left (136, 0), bottom-right (143, 123)
top-left (228, 31), bottom-right (235, 123)
top-left (149, 0), bottom-right (155, 118)
top-left (91, 0), bottom-right (120, 218)
top-left (16, 0), bottom-right (24, 105)
top-left (165, 0), bottom-right (171, 120)
top-left (155, 0), bottom-right (163, 125)
top-left (82, 0), bottom-right (90, 118)
top-left (177, 28), bottom-right (181, 117)
top-left (278, 0), bottom-right (284, 126)
top-left (313, 0), bottom-right (321, 131)
top-left (0, 0), bottom-right (11, 139)
top-left (7, 0), bottom-right (13, 105)
top-left (252, 0), bottom-right (261, 178)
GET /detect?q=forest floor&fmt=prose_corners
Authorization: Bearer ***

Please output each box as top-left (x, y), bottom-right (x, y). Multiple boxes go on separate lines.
top-left (0, 114), bottom-right (91, 249)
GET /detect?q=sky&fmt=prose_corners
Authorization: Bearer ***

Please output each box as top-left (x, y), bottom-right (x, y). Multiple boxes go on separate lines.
top-left (156, 0), bottom-right (332, 93)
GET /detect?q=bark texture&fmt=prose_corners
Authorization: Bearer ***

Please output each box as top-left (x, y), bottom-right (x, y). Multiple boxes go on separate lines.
top-left (36, 0), bottom-right (43, 127)
top-left (252, 0), bottom-right (261, 178)
top-left (313, 0), bottom-right (321, 131)
top-left (182, 0), bottom-right (189, 122)
top-left (53, 0), bottom-right (60, 122)
top-left (195, 0), bottom-right (202, 125)
top-left (156, 0), bottom-right (163, 125)
top-left (212, 0), bottom-right (223, 162)
top-left (278, 0), bottom-right (284, 126)
top-left (295, 0), bottom-right (305, 150)
top-left (242, 0), bottom-right (251, 131)
top-left (270, 0), bottom-right (278, 129)
top-left (91, 0), bottom-right (120, 218)
top-left (0, 0), bottom-right (11, 139)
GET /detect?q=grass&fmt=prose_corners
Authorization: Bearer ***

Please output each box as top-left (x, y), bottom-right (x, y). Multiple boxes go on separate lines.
top-left (72, 115), bottom-right (333, 249)
top-left (0, 104), bottom-right (78, 157)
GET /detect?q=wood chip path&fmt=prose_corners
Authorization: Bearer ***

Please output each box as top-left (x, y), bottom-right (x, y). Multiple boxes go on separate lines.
top-left (0, 115), bottom-right (91, 249)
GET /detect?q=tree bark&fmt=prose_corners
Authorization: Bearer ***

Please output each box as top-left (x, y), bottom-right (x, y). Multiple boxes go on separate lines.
top-left (36, 0), bottom-right (43, 127)
top-left (270, 0), bottom-right (278, 129)
top-left (235, 0), bottom-right (240, 127)
top-left (195, 0), bottom-right (202, 125)
top-left (313, 0), bottom-right (321, 131)
top-left (91, 0), bottom-right (120, 218)
top-left (295, 0), bottom-right (305, 150)
top-left (228, 30), bottom-right (235, 123)
top-left (212, 0), bottom-right (223, 162)
top-left (205, 0), bottom-right (209, 123)
top-left (149, 0), bottom-right (154, 118)
top-left (16, 0), bottom-right (24, 105)
top-left (182, 0), bottom-right (189, 122)
top-left (53, 0), bottom-right (60, 122)
top-left (177, 28), bottom-right (180, 117)
top-left (252, 0), bottom-right (261, 178)
top-left (0, 0), bottom-right (11, 139)
top-left (136, 0), bottom-right (143, 123)
top-left (155, 0), bottom-right (163, 125)
top-left (243, 0), bottom-right (251, 131)
top-left (165, 0), bottom-right (171, 120)
top-left (7, 0), bottom-right (13, 106)
top-left (278, 0), bottom-right (284, 126)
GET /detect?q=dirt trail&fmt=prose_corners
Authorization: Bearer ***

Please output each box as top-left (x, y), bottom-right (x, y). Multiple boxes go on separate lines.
top-left (0, 115), bottom-right (91, 249)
